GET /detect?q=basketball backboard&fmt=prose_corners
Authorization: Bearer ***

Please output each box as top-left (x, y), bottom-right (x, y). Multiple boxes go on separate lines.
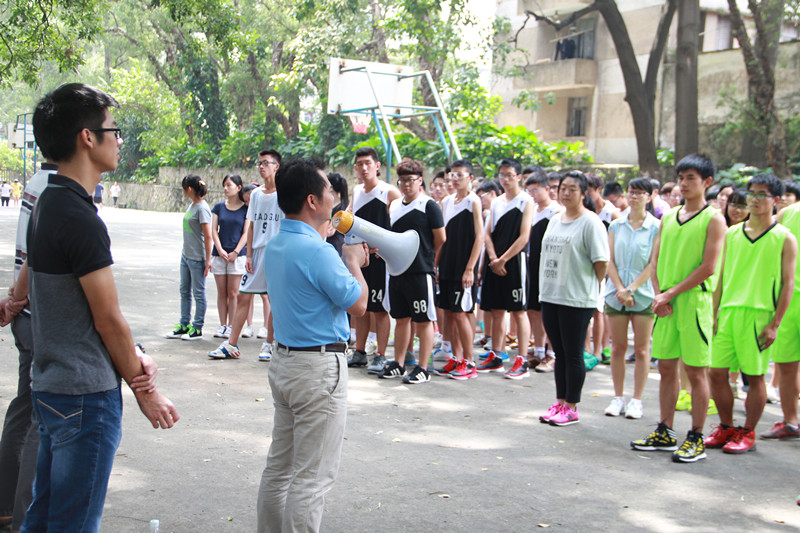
top-left (327, 58), bottom-right (415, 116)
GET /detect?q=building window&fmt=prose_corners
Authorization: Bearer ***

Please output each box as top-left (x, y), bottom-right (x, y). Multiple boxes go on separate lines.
top-left (567, 97), bottom-right (588, 137)
top-left (554, 17), bottom-right (596, 60)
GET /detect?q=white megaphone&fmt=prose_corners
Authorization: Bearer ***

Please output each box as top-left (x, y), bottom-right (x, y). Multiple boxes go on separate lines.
top-left (331, 210), bottom-right (419, 276)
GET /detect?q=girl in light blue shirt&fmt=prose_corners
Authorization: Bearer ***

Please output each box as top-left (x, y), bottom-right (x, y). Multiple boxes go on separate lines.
top-left (603, 178), bottom-right (660, 420)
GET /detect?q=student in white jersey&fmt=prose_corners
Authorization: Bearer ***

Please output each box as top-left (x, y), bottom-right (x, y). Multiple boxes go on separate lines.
top-left (524, 170), bottom-right (563, 373)
top-left (209, 149), bottom-right (283, 361)
top-left (379, 159), bottom-right (445, 384)
top-left (346, 147), bottom-right (402, 373)
top-left (433, 159), bottom-right (484, 380)
top-left (477, 159), bottom-right (535, 379)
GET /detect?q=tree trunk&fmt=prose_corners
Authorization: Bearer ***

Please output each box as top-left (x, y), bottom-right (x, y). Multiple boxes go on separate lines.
top-left (675, 0), bottom-right (699, 160)
top-left (728, 0), bottom-right (790, 177)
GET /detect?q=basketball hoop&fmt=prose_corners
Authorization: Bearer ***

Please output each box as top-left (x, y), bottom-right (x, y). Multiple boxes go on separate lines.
top-left (348, 113), bottom-right (372, 134)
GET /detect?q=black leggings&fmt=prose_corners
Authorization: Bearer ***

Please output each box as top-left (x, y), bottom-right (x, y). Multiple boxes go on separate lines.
top-left (541, 302), bottom-right (595, 404)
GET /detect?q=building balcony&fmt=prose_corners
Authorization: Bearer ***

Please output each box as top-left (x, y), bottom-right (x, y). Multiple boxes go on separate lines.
top-left (514, 58), bottom-right (597, 92)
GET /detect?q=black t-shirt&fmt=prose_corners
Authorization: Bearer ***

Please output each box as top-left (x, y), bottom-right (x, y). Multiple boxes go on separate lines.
top-left (389, 194), bottom-right (444, 275)
top-left (439, 192), bottom-right (480, 281)
top-left (27, 174), bottom-right (119, 395)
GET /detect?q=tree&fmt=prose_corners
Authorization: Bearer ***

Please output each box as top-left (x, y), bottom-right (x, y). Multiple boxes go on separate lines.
top-left (675, 0), bottom-right (700, 159)
top-left (0, 0), bottom-right (107, 87)
top-left (727, 0), bottom-right (790, 178)
top-left (524, 0), bottom-right (677, 176)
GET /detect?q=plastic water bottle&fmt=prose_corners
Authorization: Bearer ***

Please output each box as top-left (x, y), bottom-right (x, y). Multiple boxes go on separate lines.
top-left (150, 519), bottom-right (159, 533)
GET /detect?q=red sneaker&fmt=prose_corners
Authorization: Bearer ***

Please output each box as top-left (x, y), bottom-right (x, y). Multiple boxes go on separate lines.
top-left (722, 427), bottom-right (757, 454)
top-left (704, 424), bottom-right (737, 448)
top-left (760, 421), bottom-right (800, 440)
top-left (432, 356), bottom-right (458, 376)
top-left (449, 360), bottom-right (477, 380)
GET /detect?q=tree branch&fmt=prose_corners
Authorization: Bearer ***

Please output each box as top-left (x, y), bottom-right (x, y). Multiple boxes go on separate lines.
top-left (525, 3), bottom-right (600, 31)
top-left (644, 0), bottom-right (676, 111)
top-left (727, 0), bottom-right (766, 86)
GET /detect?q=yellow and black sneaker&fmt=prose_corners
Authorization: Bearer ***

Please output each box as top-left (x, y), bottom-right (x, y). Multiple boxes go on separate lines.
top-left (631, 422), bottom-right (678, 451)
top-left (672, 430), bottom-right (707, 463)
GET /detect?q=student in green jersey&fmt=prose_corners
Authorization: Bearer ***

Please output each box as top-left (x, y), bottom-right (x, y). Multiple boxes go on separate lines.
top-left (630, 154), bottom-right (726, 463)
top-left (761, 187), bottom-right (800, 440)
top-left (705, 174), bottom-right (797, 454)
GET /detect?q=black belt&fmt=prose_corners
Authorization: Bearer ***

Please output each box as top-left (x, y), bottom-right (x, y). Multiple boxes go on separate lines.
top-left (276, 342), bottom-right (348, 353)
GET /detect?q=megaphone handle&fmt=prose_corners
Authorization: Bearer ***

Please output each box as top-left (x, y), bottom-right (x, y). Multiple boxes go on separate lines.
top-left (344, 234), bottom-right (365, 245)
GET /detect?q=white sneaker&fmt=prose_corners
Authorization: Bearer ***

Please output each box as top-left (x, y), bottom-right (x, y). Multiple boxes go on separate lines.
top-left (241, 325), bottom-right (254, 338)
top-left (433, 332), bottom-right (443, 349)
top-left (259, 342), bottom-right (273, 361)
top-left (209, 341), bottom-right (240, 359)
top-left (365, 338), bottom-right (378, 355)
top-left (224, 325), bottom-right (231, 338)
top-left (432, 348), bottom-right (453, 362)
top-left (604, 397), bottom-right (626, 417)
top-left (767, 385), bottom-right (780, 404)
top-left (625, 399), bottom-right (643, 419)
top-left (213, 325), bottom-right (228, 338)
top-left (257, 327), bottom-right (268, 339)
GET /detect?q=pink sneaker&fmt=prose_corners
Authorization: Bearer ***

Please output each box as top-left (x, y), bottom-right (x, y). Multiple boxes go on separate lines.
top-left (549, 405), bottom-right (579, 426)
top-left (539, 403), bottom-right (562, 424)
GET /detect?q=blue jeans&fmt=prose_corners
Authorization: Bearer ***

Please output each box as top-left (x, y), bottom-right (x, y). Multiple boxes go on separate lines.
top-left (180, 254), bottom-right (207, 329)
top-left (21, 388), bottom-right (123, 533)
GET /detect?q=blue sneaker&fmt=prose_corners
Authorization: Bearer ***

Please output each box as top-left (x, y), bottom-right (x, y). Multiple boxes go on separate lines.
top-left (479, 350), bottom-right (508, 361)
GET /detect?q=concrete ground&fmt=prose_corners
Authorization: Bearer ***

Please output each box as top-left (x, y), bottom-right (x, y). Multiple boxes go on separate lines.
top-left (1, 206), bottom-right (799, 532)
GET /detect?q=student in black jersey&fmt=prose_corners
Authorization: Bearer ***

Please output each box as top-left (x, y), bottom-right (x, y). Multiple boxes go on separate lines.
top-left (433, 159), bottom-right (484, 380)
top-left (347, 147), bottom-right (401, 372)
top-left (477, 158), bottom-right (535, 379)
top-left (379, 159), bottom-right (445, 384)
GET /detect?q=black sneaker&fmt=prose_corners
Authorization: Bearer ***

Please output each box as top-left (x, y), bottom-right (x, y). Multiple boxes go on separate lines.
top-left (672, 431), bottom-right (707, 463)
top-left (630, 422), bottom-right (678, 451)
top-left (181, 325), bottom-right (202, 340)
top-left (166, 324), bottom-right (189, 339)
top-left (378, 361), bottom-right (405, 379)
top-left (403, 365), bottom-right (431, 384)
top-left (348, 349), bottom-right (369, 367)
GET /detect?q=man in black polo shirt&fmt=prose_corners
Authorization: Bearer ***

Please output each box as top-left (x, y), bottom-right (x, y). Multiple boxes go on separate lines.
top-left (21, 83), bottom-right (180, 533)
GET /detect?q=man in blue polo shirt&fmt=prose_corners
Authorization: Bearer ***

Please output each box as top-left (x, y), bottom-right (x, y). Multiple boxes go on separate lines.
top-left (257, 159), bottom-right (368, 533)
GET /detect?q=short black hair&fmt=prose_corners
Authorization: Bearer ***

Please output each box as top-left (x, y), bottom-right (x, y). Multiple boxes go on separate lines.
top-left (239, 183), bottom-right (257, 202)
top-left (675, 153), bottom-right (716, 180)
top-left (450, 159), bottom-right (473, 174)
top-left (522, 165), bottom-right (543, 175)
top-left (259, 149), bottom-right (282, 164)
top-left (524, 170), bottom-right (549, 187)
top-left (747, 173), bottom-right (785, 198)
top-left (603, 181), bottom-right (624, 198)
top-left (783, 179), bottom-right (800, 198)
top-left (182, 174), bottom-right (208, 197)
top-left (585, 172), bottom-right (604, 190)
top-left (547, 171), bottom-right (563, 183)
top-left (33, 83), bottom-right (119, 162)
top-left (649, 178), bottom-right (661, 192)
top-left (275, 158), bottom-right (327, 215)
top-left (354, 147), bottom-right (379, 163)
top-left (498, 158), bottom-right (522, 175)
top-left (432, 171), bottom-right (445, 182)
top-left (477, 180), bottom-right (502, 195)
